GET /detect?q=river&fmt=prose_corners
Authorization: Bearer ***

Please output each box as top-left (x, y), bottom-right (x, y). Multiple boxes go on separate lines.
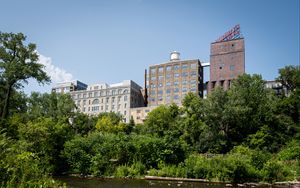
top-left (56, 176), bottom-right (229, 188)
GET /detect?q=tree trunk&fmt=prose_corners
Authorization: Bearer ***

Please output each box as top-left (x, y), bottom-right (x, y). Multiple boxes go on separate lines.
top-left (1, 84), bottom-right (12, 119)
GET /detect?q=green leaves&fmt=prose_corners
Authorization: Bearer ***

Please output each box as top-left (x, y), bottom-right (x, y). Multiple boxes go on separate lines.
top-left (0, 32), bottom-right (50, 119)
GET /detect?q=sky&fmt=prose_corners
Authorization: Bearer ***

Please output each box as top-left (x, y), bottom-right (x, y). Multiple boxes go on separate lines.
top-left (0, 0), bottom-right (299, 94)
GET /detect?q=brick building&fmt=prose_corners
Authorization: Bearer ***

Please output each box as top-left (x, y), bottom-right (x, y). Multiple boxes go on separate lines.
top-left (147, 52), bottom-right (204, 106)
top-left (208, 25), bottom-right (245, 92)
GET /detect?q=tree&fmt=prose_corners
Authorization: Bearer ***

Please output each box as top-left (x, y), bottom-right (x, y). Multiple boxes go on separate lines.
top-left (27, 92), bottom-right (76, 121)
top-left (276, 65), bottom-right (300, 93)
top-left (0, 32), bottom-right (50, 119)
top-left (143, 104), bottom-right (180, 137)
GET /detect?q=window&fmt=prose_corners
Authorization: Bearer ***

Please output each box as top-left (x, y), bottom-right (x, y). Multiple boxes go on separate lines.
top-left (166, 74), bottom-right (171, 79)
top-left (83, 100), bottom-right (86, 105)
top-left (182, 87), bottom-right (187, 92)
top-left (150, 90), bottom-right (156, 95)
top-left (124, 111), bottom-right (127, 115)
top-left (174, 88), bottom-right (179, 93)
top-left (166, 66), bottom-right (172, 71)
top-left (83, 93), bottom-right (86, 98)
top-left (151, 76), bottom-right (156, 81)
top-left (112, 90), bottom-right (116, 95)
top-left (158, 83), bottom-right (163, 87)
top-left (158, 90), bottom-right (163, 95)
top-left (94, 86), bottom-right (99, 90)
top-left (94, 92), bottom-right (98, 97)
top-left (89, 92), bottom-right (92, 97)
top-left (124, 95), bottom-right (128, 101)
top-left (150, 68), bottom-right (156, 74)
top-left (101, 106), bottom-right (103, 110)
top-left (112, 105), bottom-right (115, 110)
top-left (174, 95), bottom-right (179, 100)
top-left (106, 97), bottom-right (109, 103)
top-left (166, 89), bottom-right (171, 94)
top-left (151, 84), bottom-right (156, 88)
top-left (174, 65), bottom-right (180, 70)
top-left (182, 80), bottom-right (187, 85)
top-left (158, 96), bottom-right (163, 101)
top-left (158, 75), bottom-right (164, 80)
top-left (105, 105), bottom-right (108, 110)
top-left (158, 67), bottom-right (164, 72)
top-left (190, 87), bottom-right (196, 92)
top-left (118, 96), bottom-right (121, 102)
top-left (165, 96), bottom-right (171, 102)
top-left (190, 71), bottom-right (197, 77)
top-left (174, 73), bottom-right (180, 78)
top-left (112, 97), bottom-right (115, 103)
top-left (166, 82), bottom-right (171, 86)
top-left (190, 80), bottom-right (196, 84)
top-left (92, 99), bottom-right (99, 105)
top-left (92, 106), bottom-right (99, 112)
top-left (174, 81), bottom-right (179, 85)
top-left (182, 72), bottom-right (188, 77)
top-left (182, 64), bottom-right (188, 69)
top-left (118, 89), bottom-right (122, 94)
top-left (123, 90), bottom-right (129, 94)
top-left (101, 98), bottom-right (104, 103)
top-left (191, 63), bottom-right (197, 69)
top-left (77, 94), bottom-right (81, 98)
top-left (230, 65), bottom-right (235, 71)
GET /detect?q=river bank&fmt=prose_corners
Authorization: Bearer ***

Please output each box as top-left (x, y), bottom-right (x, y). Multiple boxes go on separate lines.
top-left (56, 174), bottom-right (300, 188)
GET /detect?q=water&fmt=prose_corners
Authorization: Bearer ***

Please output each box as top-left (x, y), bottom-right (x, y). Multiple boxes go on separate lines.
top-left (55, 176), bottom-right (228, 188)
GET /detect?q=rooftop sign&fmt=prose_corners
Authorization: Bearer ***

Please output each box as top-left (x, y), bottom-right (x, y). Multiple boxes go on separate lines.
top-left (216, 24), bottom-right (242, 42)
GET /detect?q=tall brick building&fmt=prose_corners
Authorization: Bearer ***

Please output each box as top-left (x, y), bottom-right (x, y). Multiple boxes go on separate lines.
top-left (208, 25), bottom-right (245, 92)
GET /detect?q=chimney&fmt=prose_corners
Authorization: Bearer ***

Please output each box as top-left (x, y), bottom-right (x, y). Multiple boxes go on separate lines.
top-left (144, 69), bottom-right (148, 106)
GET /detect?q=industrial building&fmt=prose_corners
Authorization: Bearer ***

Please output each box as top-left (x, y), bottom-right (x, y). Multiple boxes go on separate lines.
top-left (208, 24), bottom-right (245, 92)
top-left (146, 51), bottom-right (204, 107)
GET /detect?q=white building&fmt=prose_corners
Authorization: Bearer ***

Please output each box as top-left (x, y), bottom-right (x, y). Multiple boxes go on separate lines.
top-left (52, 80), bottom-right (87, 93)
top-left (70, 80), bottom-right (144, 122)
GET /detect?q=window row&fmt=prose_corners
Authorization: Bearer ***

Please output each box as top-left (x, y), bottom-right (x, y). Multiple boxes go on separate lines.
top-left (75, 96), bottom-right (128, 106)
top-left (73, 89), bottom-right (129, 99)
top-left (150, 63), bottom-right (197, 73)
top-left (82, 106), bottom-right (127, 114)
top-left (150, 71), bottom-right (198, 80)
top-left (150, 80), bottom-right (197, 88)
top-left (149, 86), bottom-right (197, 95)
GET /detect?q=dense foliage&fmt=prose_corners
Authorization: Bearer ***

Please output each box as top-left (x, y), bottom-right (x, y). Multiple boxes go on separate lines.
top-left (0, 32), bottom-right (299, 186)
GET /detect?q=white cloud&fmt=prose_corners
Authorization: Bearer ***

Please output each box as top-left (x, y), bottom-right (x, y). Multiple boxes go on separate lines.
top-left (37, 53), bottom-right (74, 83)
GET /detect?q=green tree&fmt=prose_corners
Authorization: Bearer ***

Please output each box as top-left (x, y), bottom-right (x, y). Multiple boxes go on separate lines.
top-left (27, 92), bottom-right (75, 121)
top-left (0, 32), bottom-right (50, 119)
top-left (143, 104), bottom-right (180, 137)
top-left (276, 65), bottom-right (300, 93)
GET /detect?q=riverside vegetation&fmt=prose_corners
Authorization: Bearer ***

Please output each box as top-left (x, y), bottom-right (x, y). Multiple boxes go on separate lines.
top-left (0, 32), bottom-right (299, 187)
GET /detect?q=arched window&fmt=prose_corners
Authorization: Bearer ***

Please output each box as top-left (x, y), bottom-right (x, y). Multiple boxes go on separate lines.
top-left (92, 99), bottom-right (99, 105)
top-left (123, 89), bottom-right (129, 94)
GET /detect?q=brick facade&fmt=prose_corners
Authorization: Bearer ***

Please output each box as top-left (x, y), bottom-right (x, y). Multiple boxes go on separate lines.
top-left (208, 38), bottom-right (245, 92)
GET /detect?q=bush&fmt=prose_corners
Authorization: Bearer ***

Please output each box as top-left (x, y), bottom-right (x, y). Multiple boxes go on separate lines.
top-left (277, 139), bottom-right (300, 160)
top-left (262, 160), bottom-right (290, 182)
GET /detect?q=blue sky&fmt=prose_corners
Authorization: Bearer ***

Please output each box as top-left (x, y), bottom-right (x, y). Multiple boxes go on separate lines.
top-left (0, 0), bottom-right (299, 94)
